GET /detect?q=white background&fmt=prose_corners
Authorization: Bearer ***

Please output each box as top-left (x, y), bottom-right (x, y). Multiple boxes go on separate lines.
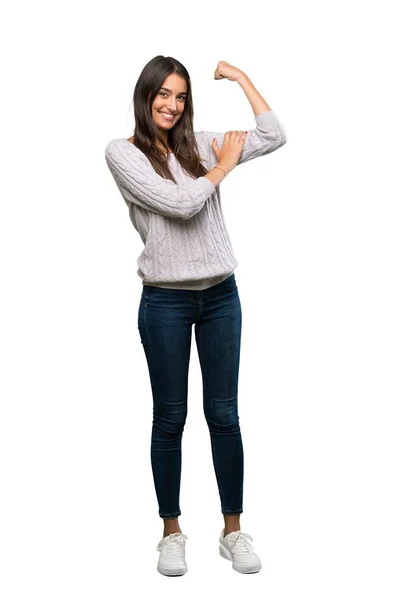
top-left (1, 0), bottom-right (399, 597)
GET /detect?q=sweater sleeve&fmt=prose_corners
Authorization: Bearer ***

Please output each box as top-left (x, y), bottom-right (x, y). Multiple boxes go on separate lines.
top-left (105, 139), bottom-right (216, 220)
top-left (195, 109), bottom-right (287, 167)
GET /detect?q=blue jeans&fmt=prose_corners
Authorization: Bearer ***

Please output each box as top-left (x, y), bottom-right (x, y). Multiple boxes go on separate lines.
top-left (137, 273), bottom-right (244, 519)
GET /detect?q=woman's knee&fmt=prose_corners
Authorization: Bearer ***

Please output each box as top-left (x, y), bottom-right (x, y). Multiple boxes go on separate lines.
top-left (203, 395), bottom-right (240, 432)
top-left (152, 397), bottom-right (188, 437)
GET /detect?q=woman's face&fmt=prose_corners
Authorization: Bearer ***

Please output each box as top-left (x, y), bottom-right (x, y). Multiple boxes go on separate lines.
top-left (151, 73), bottom-right (187, 132)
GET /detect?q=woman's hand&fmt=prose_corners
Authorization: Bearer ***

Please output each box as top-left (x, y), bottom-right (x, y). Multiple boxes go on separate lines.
top-left (214, 60), bottom-right (245, 82)
top-left (211, 131), bottom-right (248, 174)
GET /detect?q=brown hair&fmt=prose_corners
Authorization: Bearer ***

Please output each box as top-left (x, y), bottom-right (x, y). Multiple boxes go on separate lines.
top-left (130, 55), bottom-right (208, 183)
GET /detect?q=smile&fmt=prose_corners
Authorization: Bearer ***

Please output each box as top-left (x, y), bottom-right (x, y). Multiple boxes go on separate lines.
top-left (159, 112), bottom-right (176, 121)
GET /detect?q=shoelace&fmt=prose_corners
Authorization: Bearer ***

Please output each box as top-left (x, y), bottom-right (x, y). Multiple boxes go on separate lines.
top-left (225, 531), bottom-right (254, 555)
top-left (156, 533), bottom-right (188, 555)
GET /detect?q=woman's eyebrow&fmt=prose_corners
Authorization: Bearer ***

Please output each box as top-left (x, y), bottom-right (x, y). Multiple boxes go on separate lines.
top-left (160, 87), bottom-right (187, 95)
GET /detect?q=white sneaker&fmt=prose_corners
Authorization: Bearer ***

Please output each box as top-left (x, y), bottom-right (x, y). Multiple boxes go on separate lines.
top-left (156, 533), bottom-right (188, 576)
top-left (219, 529), bottom-right (262, 574)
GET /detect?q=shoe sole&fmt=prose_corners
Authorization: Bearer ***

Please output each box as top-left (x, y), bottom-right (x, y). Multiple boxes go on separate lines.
top-left (219, 545), bottom-right (262, 574)
top-left (157, 564), bottom-right (188, 577)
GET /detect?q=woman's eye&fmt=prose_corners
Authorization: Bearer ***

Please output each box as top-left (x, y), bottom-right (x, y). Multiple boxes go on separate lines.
top-left (159, 92), bottom-right (185, 100)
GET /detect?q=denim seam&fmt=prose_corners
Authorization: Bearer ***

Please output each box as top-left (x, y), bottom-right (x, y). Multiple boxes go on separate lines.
top-left (143, 288), bottom-right (152, 345)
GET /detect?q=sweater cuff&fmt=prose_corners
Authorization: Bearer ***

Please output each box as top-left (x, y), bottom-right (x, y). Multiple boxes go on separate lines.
top-left (196, 176), bottom-right (216, 195)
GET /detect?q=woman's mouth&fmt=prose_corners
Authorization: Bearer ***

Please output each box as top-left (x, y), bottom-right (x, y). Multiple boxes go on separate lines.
top-left (159, 111), bottom-right (175, 122)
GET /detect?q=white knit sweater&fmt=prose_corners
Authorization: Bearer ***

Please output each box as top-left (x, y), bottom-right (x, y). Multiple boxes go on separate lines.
top-left (105, 109), bottom-right (287, 290)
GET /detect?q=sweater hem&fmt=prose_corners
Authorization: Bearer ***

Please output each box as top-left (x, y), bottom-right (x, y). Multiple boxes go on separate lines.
top-left (140, 270), bottom-right (235, 291)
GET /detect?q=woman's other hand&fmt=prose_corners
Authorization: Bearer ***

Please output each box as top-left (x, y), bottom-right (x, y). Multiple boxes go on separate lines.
top-left (211, 131), bottom-right (248, 174)
top-left (214, 60), bottom-right (245, 82)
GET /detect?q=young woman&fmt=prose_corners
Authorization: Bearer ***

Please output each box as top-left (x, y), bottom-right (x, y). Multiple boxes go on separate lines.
top-left (105, 56), bottom-right (287, 576)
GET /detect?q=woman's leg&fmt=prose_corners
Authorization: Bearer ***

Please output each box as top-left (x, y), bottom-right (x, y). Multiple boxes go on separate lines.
top-left (138, 285), bottom-right (195, 525)
top-left (194, 274), bottom-right (244, 529)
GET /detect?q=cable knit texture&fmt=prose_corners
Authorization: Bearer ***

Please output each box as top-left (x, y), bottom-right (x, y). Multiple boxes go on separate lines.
top-left (105, 109), bottom-right (287, 290)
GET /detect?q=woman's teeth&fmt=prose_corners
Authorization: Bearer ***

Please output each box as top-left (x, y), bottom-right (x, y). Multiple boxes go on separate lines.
top-left (159, 112), bottom-right (175, 121)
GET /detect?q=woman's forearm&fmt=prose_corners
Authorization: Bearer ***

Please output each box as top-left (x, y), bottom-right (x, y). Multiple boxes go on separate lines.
top-left (203, 164), bottom-right (230, 187)
top-left (237, 73), bottom-right (272, 116)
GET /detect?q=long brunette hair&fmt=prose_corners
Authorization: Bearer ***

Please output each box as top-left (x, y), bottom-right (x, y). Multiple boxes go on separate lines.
top-left (130, 55), bottom-right (208, 183)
